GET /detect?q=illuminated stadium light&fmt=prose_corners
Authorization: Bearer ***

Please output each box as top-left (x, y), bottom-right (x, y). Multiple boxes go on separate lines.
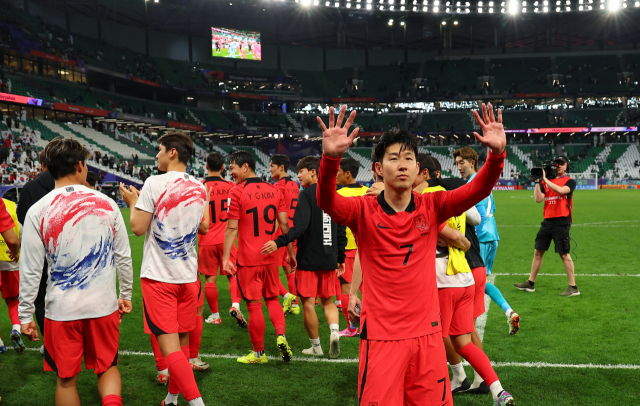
top-left (479, 0), bottom-right (483, 4)
top-left (636, 1), bottom-right (639, 6)
top-left (388, 18), bottom-right (394, 24)
top-left (390, 4), bottom-right (395, 8)
top-left (301, 0), bottom-right (310, 4)
top-left (346, 2), bottom-right (351, 6)
top-left (479, 6), bottom-right (484, 10)
top-left (401, 4), bottom-right (406, 8)
top-left (523, 6), bottom-right (527, 9)
top-left (543, 5), bottom-right (549, 9)
top-left (325, 1), bottom-right (330, 5)
top-left (489, 0), bottom-right (493, 4)
top-left (446, 6), bottom-right (451, 10)
top-left (579, 3), bottom-right (584, 7)
top-left (442, 20), bottom-right (447, 24)
top-left (314, 0), bottom-right (319, 4)
top-left (454, 19), bottom-right (459, 23)
top-left (400, 20), bottom-right (405, 25)
top-left (600, 3), bottom-right (605, 7)
top-left (433, 5), bottom-right (439, 10)
top-left (509, 0), bottom-right (518, 13)
top-left (555, 1), bottom-right (560, 4)
top-left (489, 6), bottom-right (494, 10)
top-left (609, 0), bottom-right (620, 9)
top-left (334, 1), bottom-right (339, 6)
top-left (423, 5), bottom-right (429, 10)
top-left (388, 0), bottom-right (393, 3)
top-left (367, 3), bottom-right (372, 7)
top-left (556, 5), bottom-right (561, 9)
top-left (357, 2), bottom-right (361, 6)
top-left (466, 6), bottom-right (471, 10)
top-left (566, 5), bottom-right (571, 9)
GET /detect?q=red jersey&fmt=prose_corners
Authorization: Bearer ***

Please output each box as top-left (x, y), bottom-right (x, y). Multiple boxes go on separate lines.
top-left (227, 177), bottom-right (287, 266)
top-left (273, 177), bottom-right (300, 230)
top-left (0, 198), bottom-right (16, 233)
top-left (198, 176), bottom-right (235, 246)
top-left (542, 176), bottom-right (575, 221)
top-left (316, 150), bottom-right (505, 341)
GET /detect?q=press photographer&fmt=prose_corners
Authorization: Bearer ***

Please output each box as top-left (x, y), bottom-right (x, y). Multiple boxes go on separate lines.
top-left (514, 156), bottom-right (580, 297)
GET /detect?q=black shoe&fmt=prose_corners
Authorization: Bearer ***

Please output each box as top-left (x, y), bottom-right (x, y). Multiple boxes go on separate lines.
top-left (452, 377), bottom-right (471, 394)
top-left (466, 381), bottom-right (490, 394)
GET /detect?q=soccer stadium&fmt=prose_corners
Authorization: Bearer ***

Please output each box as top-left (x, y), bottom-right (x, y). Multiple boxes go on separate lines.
top-left (0, 0), bottom-right (639, 404)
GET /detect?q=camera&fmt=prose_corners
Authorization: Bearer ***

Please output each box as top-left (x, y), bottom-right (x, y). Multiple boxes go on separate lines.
top-left (531, 161), bottom-right (557, 180)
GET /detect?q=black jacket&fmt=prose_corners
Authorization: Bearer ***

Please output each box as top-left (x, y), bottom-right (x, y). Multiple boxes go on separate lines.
top-left (427, 177), bottom-right (485, 269)
top-left (17, 170), bottom-right (55, 224)
top-left (274, 183), bottom-right (344, 271)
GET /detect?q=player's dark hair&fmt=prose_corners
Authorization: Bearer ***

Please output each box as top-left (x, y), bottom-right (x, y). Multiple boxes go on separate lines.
top-left (45, 137), bottom-right (89, 180)
top-left (430, 157), bottom-right (442, 179)
top-left (340, 157), bottom-right (360, 179)
top-left (453, 146), bottom-right (479, 171)
top-left (39, 149), bottom-right (47, 167)
top-left (296, 156), bottom-right (320, 174)
top-left (86, 171), bottom-right (98, 187)
top-left (417, 153), bottom-right (436, 178)
top-left (229, 150), bottom-right (256, 172)
top-left (158, 132), bottom-right (194, 165)
top-left (270, 154), bottom-right (290, 170)
top-left (206, 152), bottom-right (224, 172)
top-left (371, 148), bottom-right (383, 182)
top-left (374, 130), bottom-right (418, 164)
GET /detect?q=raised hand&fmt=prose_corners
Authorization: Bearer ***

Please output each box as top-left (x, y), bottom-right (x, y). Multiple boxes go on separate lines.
top-left (472, 103), bottom-right (506, 155)
top-left (317, 105), bottom-right (360, 159)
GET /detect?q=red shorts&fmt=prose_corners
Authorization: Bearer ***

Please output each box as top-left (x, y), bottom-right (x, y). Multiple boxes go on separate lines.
top-left (277, 245), bottom-right (297, 269)
top-left (198, 244), bottom-right (237, 276)
top-left (471, 267), bottom-right (487, 319)
top-left (44, 311), bottom-right (120, 378)
top-left (358, 333), bottom-right (452, 406)
top-left (296, 270), bottom-right (336, 299)
top-left (141, 278), bottom-right (197, 335)
top-left (0, 271), bottom-right (19, 298)
top-left (438, 285), bottom-right (475, 338)
top-left (339, 249), bottom-right (357, 285)
top-left (236, 264), bottom-right (280, 301)
top-left (195, 280), bottom-right (204, 307)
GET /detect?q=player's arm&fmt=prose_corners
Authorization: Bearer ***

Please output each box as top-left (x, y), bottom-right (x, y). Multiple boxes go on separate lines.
top-left (120, 182), bottom-right (153, 236)
top-left (198, 188), bottom-right (210, 235)
top-left (347, 252), bottom-right (362, 323)
top-left (534, 180), bottom-right (545, 203)
top-left (1, 228), bottom-right (19, 262)
top-left (276, 211), bottom-right (297, 271)
top-left (337, 224), bottom-right (347, 263)
top-left (439, 224), bottom-right (471, 252)
top-left (316, 106), bottom-right (361, 228)
top-left (113, 209), bottom-right (133, 320)
top-left (263, 192), bottom-right (310, 254)
top-left (437, 104), bottom-right (506, 223)
top-left (18, 212), bottom-right (45, 341)
top-left (466, 206), bottom-right (481, 227)
top-left (542, 172), bottom-right (574, 195)
top-left (222, 219), bottom-right (238, 275)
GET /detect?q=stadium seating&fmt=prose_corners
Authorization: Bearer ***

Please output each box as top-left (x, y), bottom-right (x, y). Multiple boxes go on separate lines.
top-left (490, 57), bottom-right (552, 94)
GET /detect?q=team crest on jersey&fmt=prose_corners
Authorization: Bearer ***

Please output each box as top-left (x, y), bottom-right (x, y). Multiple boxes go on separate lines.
top-left (414, 214), bottom-right (429, 235)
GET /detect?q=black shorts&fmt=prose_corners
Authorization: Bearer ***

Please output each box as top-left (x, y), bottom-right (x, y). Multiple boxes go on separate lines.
top-left (535, 220), bottom-right (571, 254)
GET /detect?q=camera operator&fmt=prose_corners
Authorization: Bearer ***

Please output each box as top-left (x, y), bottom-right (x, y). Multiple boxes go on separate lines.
top-left (514, 156), bottom-right (580, 297)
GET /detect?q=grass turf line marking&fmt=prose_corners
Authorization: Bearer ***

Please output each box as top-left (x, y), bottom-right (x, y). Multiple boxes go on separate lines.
top-left (21, 347), bottom-right (640, 369)
top-left (493, 273), bottom-right (640, 277)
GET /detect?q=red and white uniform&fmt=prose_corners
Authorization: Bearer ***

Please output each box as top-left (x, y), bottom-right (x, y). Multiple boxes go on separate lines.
top-left (135, 171), bottom-right (206, 335)
top-left (198, 176), bottom-right (236, 275)
top-left (18, 185), bottom-right (133, 378)
top-left (227, 177), bottom-right (286, 301)
top-left (316, 150), bottom-right (505, 406)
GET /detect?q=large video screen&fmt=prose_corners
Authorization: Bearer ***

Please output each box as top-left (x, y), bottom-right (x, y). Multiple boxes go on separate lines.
top-left (211, 27), bottom-right (261, 61)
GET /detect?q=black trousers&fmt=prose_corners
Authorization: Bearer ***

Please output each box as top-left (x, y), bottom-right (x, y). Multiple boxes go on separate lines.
top-left (34, 264), bottom-right (48, 337)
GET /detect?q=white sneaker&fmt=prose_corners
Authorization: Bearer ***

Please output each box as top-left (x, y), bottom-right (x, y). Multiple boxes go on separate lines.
top-left (302, 346), bottom-right (323, 356)
top-left (205, 314), bottom-right (222, 324)
top-left (329, 332), bottom-right (340, 359)
top-left (189, 357), bottom-right (210, 371)
top-left (156, 369), bottom-right (169, 385)
top-left (40, 345), bottom-right (45, 355)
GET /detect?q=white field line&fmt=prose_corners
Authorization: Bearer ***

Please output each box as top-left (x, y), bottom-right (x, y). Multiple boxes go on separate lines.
top-left (22, 347), bottom-right (640, 369)
top-left (492, 273), bottom-right (640, 277)
top-left (498, 220), bottom-right (640, 228)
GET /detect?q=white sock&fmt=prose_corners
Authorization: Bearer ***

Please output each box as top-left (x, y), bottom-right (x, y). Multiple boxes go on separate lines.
top-left (505, 308), bottom-right (514, 318)
top-left (232, 302), bottom-right (240, 310)
top-left (291, 303), bottom-right (299, 308)
top-left (450, 362), bottom-right (466, 384)
top-left (189, 357), bottom-right (197, 362)
top-left (489, 381), bottom-right (504, 400)
top-left (0, 338), bottom-right (4, 347)
top-left (12, 324), bottom-right (20, 332)
top-left (165, 392), bottom-right (179, 405)
top-left (472, 368), bottom-right (484, 387)
top-left (335, 300), bottom-right (342, 305)
top-left (329, 323), bottom-right (340, 334)
top-left (188, 397), bottom-right (205, 406)
top-left (310, 337), bottom-right (321, 348)
top-left (211, 312), bottom-right (220, 319)
top-left (158, 368), bottom-right (168, 375)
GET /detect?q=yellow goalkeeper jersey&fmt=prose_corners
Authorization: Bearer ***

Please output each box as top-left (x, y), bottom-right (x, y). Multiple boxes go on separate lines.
top-left (337, 183), bottom-right (369, 250)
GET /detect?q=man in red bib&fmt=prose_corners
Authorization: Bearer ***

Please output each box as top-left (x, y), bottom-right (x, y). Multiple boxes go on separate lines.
top-left (514, 156), bottom-right (580, 297)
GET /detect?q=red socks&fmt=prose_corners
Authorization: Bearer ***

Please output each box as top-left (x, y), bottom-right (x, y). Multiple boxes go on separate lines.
top-left (189, 316), bottom-right (203, 359)
top-left (286, 273), bottom-right (297, 296)
top-left (458, 342), bottom-right (499, 387)
top-left (265, 297), bottom-right (286, 337)
top-left (334, 277), bottom-right (341, 303)
top-left (102, 394), bottom-right (123, 406)
top-left (165, 351), bottom-right (201, 402)
top-left (204, 283), bottom-right (219, 314)
top-left (341, 294), bottom-right (353, 329)
top-left (247, 301), bottom-right (265, 352)
top-left (278, 279), bottom-right (289, 297)
top-left (5, 299), bottom-right (19, 325)
top-left (228, 276), bottom-right (241, 304)
top-left (150, 335), bottom-right (167, 371)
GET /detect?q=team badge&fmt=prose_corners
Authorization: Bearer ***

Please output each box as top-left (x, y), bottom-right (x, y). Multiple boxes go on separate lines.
top-left (414, 214), bottom-right (429, 234)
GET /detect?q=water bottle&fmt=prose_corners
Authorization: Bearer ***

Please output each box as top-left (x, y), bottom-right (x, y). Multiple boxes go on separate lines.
top-left (351, 302), bottom-right (362, 328)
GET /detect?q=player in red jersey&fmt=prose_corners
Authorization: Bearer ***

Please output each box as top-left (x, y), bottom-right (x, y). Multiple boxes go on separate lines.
top-left (199, 152), bottom-right (246, 328)
top-left (223, 151), bottom-right (296, 365)
top-left (318, 104), bottom-right (506, 406)
top-left (121, 132), bottom-right (209, 406)
top-left (269, 154), bottom-right (300, 315)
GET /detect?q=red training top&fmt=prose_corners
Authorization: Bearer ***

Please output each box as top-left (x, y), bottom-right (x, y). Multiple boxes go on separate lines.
top-left (273, 177), bottom-right (300, 232)
top-left (542, 176), bottom-right (573, 221)
top-left (316, 150), bottom-right (505, 341)
top-left (227, 177), bottom-right (287, 266)
top-left (198, 176), bottom-right (236, 246)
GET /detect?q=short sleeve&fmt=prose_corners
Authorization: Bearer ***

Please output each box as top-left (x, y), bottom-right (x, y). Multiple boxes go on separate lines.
top-left (437, 222), bottom-right (446, 233)
top-left (0, 199), bottom-right (16, 233)
top-left (277, 187), bottom-right (287, 214)
top-left (227, 186), bottom-right (241, 220)
top-left (566, 179), bottom-right (577, 193)
top-left (135, 177), bottom-right (157, 214)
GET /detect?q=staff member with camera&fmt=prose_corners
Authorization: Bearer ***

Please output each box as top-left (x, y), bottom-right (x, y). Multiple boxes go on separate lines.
top-left (514, 156), bottom-right (580, 297)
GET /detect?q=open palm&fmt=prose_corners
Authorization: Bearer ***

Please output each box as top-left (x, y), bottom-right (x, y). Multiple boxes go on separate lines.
top-left (317, 105), bottom-right (360, 158)
top-left (473, 103), bottom-right (506, 155)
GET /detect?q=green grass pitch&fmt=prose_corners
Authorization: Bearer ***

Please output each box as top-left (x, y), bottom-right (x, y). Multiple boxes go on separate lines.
top-left (1, 190), bottom-right (639, 405)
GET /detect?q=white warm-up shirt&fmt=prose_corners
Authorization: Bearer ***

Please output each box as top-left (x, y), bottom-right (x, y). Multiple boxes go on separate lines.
top-left (135, 171), bottom-right (207, 284)
top-left (18, 185), bottom-right (133, 323)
